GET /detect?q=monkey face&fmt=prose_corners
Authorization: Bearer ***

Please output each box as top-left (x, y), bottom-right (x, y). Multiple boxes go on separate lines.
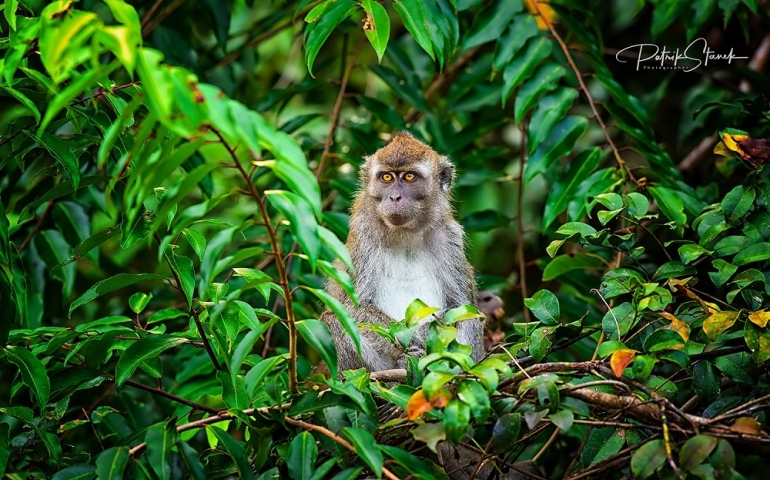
top-left (372, 170), bottom-right (427, 227)
top-left (359, 132), bottom-right (456, 230)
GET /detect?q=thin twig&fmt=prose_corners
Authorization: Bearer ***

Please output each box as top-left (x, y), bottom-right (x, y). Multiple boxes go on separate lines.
top-left (211, 127), bottom-right (299, 394)
top-left (532, 427), bottom-right (559, 463)
top-left (122, 379), bottom-right (220, 414)
top-left (530, 0), bottom-right (635, 184)
top-left (140, 0), bottom-right (165, 28)
top-left (141, 0), bottom-right (186, 38)
top-left (315, 40), bottom-right (364, 179)
top-left (215, 19), bottom-right (295, 69)
top-left (517, 119), bottom-right (531, 323)
top-left (403, 47), bottom-right (481, 124)
top-left (18, 201), bottom-right (54, 253)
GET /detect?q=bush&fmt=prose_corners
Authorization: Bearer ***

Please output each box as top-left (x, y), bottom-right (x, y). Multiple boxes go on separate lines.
top-left (1, 0), bottom-right (769, 478)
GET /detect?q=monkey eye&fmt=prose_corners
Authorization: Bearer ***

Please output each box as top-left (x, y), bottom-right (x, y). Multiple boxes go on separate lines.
top-left (381, 173), bottom-right (395, 182)
top-left (403, 172), bottom-right (416, 182)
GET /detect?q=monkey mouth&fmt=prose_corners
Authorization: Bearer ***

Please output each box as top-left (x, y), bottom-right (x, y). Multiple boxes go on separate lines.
top-left (383, 214), bottom-right (412, 227)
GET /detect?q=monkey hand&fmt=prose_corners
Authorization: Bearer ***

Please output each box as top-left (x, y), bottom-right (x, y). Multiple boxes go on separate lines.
top-left (396, 345), bottom-right (426, 369)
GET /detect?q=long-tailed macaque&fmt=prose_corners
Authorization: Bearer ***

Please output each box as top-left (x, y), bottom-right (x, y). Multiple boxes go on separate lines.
top-left (320, 131), bottom-right (485, 371)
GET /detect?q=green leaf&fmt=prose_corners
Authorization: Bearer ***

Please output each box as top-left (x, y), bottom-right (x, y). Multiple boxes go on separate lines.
top-left (529, 325), bottom-right (555, 361)
top-left (100, 25), bottom-right (140, 75)
top-left (502, 36), bottom-right (552, 107)
top-left (443, 304), bottom-right (483, 324)
top-left (7, 347), bottom-right (50, 408)
top-left (217, 370), bottom-right (249, 410)
top-left (296, 319), bottom-right (338, 377)
top-left (652, 261), bottom-right (696, 281)
top-left (679, 244), bottom-right (712, 265)
top-left (231, 328), bottom-right (262, 387)
top-left (361, 0), bottom-right (390, 62)
top-left (115, 335), bottom-right (188, 387)
top-left (457, 380), bottom-right (490, 423)
top-left (317, 260), bottom-right (358, 308)
top-left (443, 398), bottom-right (471, 444)
top-left (178, 442), bottom-right (206, 480)
top-left (129, 293), bottom-right (152, 314)
top-left (462, 0), bottom-right (521, 49)
top-left (549, 409), bottom-right (574, 432)
top-left (318, 226), bottom-right (354, 274)
top-left (169, 254), bottom-right (195, 308)
top-left (304, 0), bottom-right (358, 75)
top-left (693, 361), bottom-right (720, 400)
top-left (422, 371), bottom-right (455, 399)
top-left (651, 0), bottom-right (690, 38)
top-left (146, 420), bottom-right (178, 480)
top-left (542, 253), bottom-right (606, 281)
top-left (514, 63), bottom-right (566, 123)
top-left (543, 147), bottom-right (601, 229)
top-left (648, 186), bottom-right (687, 235)
top-left (524, 289), bottom-right (560, 325)
top-left (136, 49), bottom-right (173, 119)
top-left (732, 242), bottom-right (770, 266)
top-left (306, 1), bottom-right (331, 22)
top-left (182, 229), bottom-right (207, 261)
top-left (288, 432), bottom-right (317, 480)
top-left (4, 0), bottom-right (18, 30)
top-left (36, 230), bottom-right (76, 297)
top-left (340, 428), bottom-right (383, 478)
top-left (51, 464), bottom-right (96, 480)
top-left (39, 7), bottom-right (99, 82)
top-left (379, 445), bottom-right (435, 480)
top-left (721, 185), bottom-right (755, 223)
top-left (1, 86), bottom-right (40, 123)
top-left (602, 302), bottom-right (635, 340)
top-left (266, 190), bottom-right (320, 268)
top-left (305, 287), bottom-right (360, 357)
top-left (597, 340), bottom-right (628, 358)
top-left (643, 329), bottom-right (686, 352)
top-left (493, 14), bottom-right (538, 72)
top-left (393, 0), bottom-right (435, 60)
top-left (245, 357), bottom-right (285, 398)
top-left (69, 273), bottom-right (166, 317)
top-left (491, 413), bottom-right (521, 454)
top-left (631, 439), bottom-right (666, 479)
top-left (680, 435), bottom-right (717, 471)
top-left (207, 427), bottom-right (255, 480)
top-left (525, 116), bottom-right (588, 182)
top-left (34, 132), bottom-right (80, 188)
top-left (94, 447), bottom-right (130, 480)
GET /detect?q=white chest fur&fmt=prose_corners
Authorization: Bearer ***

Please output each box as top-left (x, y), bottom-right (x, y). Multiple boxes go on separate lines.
top-left (373, 247), bottom-right (445, 320)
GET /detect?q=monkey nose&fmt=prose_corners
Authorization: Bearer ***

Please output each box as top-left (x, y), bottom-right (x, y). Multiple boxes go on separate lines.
top-left (389, 194), bottom-right (402, 202)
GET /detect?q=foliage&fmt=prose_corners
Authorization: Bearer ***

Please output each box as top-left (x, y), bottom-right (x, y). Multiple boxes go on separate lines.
top-left (1, 0), bottom-right (770, 478)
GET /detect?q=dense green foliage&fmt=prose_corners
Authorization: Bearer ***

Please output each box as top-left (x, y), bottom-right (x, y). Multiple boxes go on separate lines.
top-left (1, 0), bottom-right (770, 478)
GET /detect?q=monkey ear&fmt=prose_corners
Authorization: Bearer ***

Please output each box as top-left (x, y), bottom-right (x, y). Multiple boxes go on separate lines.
top-left (438, 160), bottom-right (454, 192)
top-left (360, 156), bottom-right (373, 184)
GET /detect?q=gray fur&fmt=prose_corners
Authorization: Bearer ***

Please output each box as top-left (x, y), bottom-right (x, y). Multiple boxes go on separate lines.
top-left (320, 135), bottom-right (485, 372)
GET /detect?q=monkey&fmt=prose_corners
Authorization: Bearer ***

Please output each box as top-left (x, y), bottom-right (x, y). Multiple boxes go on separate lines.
top-left (477, 290), bottom-right (507, 350)
top-left (320, 131), bottom-right (485, 372)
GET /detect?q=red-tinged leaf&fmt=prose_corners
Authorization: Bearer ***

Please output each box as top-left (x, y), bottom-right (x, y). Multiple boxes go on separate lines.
top-left (407, 390), bottom-right (433, 420)
top-left (610, 349), bottom-right (636, 378)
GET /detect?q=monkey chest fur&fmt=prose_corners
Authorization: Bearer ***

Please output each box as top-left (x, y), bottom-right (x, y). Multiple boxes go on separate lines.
top-left (373, 248), bottom-right (445, 320)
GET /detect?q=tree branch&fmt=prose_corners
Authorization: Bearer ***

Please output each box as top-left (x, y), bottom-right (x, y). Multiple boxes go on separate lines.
top-left (530, 0), bottom-right (635, 184)
top-left (211, 127), bottom-right (299, 394)
top-left (315, 39), bottom-right (364, 179)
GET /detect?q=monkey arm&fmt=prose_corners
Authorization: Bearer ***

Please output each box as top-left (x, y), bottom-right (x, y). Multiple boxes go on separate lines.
top-left (320, 302), bottom-right (403, 373)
